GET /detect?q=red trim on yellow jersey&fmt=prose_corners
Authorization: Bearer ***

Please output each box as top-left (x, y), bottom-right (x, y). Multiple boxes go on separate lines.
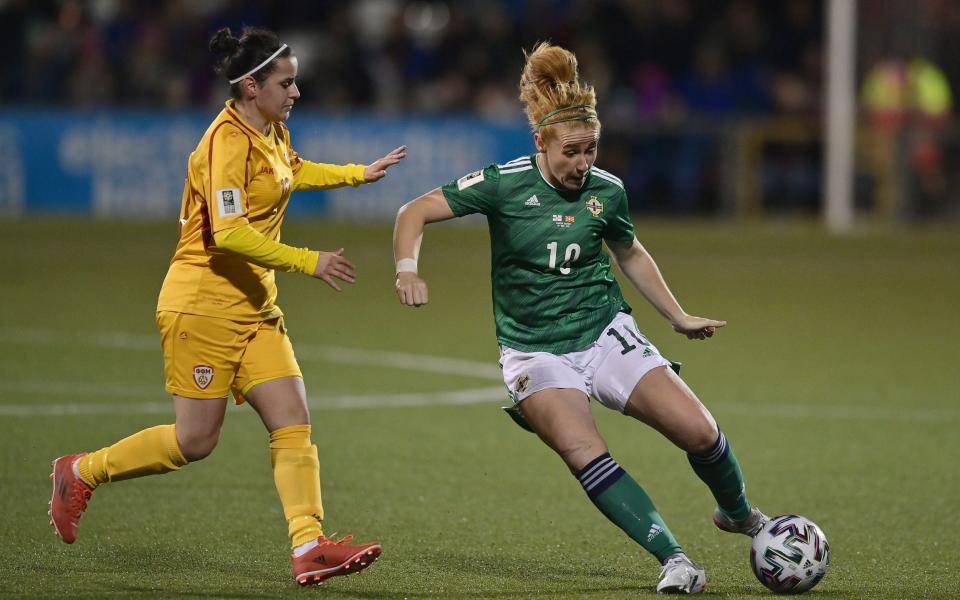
top-left (199, 192), bottom-right (213, 249)
top-left (206, 121), bottom-right (252, 221)
top-left (224, 105), bottom-right (266, 140)
top-left (243, 140), bottom-right (252, 214)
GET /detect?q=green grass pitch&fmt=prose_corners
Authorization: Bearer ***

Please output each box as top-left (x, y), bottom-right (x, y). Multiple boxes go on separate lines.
top-left (0, 219), bottom-right (957, 598)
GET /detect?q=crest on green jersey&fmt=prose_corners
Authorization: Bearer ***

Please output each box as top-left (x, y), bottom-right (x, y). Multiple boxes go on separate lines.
top-left (586, 195), bottom-right (603, 217)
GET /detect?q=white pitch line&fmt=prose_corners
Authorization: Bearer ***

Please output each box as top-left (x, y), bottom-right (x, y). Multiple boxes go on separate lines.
top-left (0, 385), bottom-right (508, 417)
top-left (294, 346), bottom-right (501, 380)
top-left (0, 380), bottom-right (160, 398)
top-left (1, 328), bottom-right (956, 423)
top-left (307, 386), bottom-right (507, 409)
top-left (0, 327), bottom-right (501, 380)
top-left (712, 401), bottom-right (960, 424)
top-left (0, 378), bottom-right (956, 423)
top-left (0, 328), bottom-right (156, 350)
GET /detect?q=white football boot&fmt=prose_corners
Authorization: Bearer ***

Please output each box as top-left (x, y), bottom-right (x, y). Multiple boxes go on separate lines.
top-left (656, 553), bottom-right (706, 594)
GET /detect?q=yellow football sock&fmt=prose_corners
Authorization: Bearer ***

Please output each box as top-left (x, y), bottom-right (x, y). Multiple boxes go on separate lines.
top-left (270, 424), bottom-right (325, 548)
top-left (76, 424), bottom-right (188, 488)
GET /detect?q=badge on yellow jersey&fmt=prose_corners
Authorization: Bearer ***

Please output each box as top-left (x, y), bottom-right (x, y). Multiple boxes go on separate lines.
top-left (216, 188), bottom-right (242, 217)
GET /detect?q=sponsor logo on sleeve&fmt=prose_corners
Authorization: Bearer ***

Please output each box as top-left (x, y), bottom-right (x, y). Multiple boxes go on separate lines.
top-left (457, 170), bottom-right (485, 190)
top-left (216, 188), bottom-right (242, 217)
top-left (193, 365), bottom-right (214, 390)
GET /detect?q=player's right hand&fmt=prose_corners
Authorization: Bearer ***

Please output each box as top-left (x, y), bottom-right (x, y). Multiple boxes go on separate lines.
top-left (313, 248), bottom-right (356, 291)
top-left (671, 314), bottom-right (726, 340)
top-left (396, 271), bottom-right (428, 307)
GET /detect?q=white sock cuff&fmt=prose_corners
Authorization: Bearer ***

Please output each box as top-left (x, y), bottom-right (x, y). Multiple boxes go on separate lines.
top-left (292, 538), bottom-right (320, 557)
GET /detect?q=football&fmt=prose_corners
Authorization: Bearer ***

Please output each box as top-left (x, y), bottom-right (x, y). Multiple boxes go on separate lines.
top-left (750, 514), bottom-right (830, 594)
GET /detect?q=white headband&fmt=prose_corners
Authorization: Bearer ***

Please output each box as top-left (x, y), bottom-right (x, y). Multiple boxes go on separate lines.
top-left (228, 44), bottom-right (288, 84)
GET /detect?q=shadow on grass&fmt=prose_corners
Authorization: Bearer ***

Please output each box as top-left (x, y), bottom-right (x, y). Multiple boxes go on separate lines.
top-left (342, 549), bottom-right (653, 598)
top-left (92, 545), bottom-right (646, 598)
top-left (682, 583), bottom-right (847, 598)
top-left (31, 541), bottom-right (848, 598)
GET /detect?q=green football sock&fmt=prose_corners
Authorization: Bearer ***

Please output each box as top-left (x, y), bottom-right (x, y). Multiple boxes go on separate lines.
top-left (577, 453), bottom-right (682, 563)
top-left (687, 431), bottom-right (752, 520)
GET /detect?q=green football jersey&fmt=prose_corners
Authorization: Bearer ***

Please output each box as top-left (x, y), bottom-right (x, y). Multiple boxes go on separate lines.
top-left (441, 154), bottom-right (636, 354)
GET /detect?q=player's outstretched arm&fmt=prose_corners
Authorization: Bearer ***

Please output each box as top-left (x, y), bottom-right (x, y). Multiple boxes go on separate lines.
top-left (363, 145), bottom-right (407, 182)
top-left (607, 238), bottom-right (726, 340)
top-left (393, 188), bottom-right (456, 307)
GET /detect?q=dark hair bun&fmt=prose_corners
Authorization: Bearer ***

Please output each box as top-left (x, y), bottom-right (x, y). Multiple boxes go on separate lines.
top-left (209, 27), bottom-right (241, 55)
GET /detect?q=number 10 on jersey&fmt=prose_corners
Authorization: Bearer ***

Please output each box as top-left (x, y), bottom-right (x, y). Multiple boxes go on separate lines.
top-left (547, 242), bottom-right (581, 274)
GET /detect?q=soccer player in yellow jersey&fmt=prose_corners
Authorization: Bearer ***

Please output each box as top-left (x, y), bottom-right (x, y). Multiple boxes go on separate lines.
top-left (48, 27), bottom-right (404, 587)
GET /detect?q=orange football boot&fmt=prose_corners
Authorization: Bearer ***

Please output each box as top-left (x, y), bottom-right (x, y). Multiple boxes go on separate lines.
top-left (49, 453), bottom-right (94, 544)
top-left (292, 534), bottom-right (382, 586)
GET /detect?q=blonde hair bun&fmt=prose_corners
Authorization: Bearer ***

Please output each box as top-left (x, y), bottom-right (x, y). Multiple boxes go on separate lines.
top-left (519, 42), bottom-right (599, 136)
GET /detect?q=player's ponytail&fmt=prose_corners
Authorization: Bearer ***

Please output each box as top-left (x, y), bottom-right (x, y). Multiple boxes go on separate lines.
top-left (519, 42), bottom-right (600, 139)
top-left (209, 27), bottom-right (241, 56)
top-left (210, 26), bottom-right (291, 99)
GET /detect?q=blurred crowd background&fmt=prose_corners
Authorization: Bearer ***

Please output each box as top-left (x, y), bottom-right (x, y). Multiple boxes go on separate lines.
top-left (1, 0), bottom-right (827, 117)
top-left (1, 0), bottom-right (958, 220)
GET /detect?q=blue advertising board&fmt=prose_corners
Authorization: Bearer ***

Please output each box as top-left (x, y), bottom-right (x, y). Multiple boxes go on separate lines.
top-left (0, 110), bottom-right (531, 219)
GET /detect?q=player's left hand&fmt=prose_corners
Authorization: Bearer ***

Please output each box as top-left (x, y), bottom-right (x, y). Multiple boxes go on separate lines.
top-left (671, 315), bottom-right (726, 340)
top-left (364, 145), bottom-right (407, 182)
top-left (312, 248), bottom-right (356, 292)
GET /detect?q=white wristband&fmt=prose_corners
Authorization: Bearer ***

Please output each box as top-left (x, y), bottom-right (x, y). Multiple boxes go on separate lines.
top-left (396, 258), bottom-right (418, 274)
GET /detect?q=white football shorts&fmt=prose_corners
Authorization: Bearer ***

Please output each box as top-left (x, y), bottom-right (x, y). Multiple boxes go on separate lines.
top-left (499, 312), bottom-right (671, 413)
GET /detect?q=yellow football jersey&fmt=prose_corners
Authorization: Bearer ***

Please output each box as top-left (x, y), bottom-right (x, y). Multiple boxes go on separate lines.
top-left (157, 100), bottom-right (365, 321)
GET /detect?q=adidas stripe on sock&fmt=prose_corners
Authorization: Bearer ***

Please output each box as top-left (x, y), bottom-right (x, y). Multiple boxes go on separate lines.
top-left (577, 453), bottom-right (625, 499)
top-left (688, 431), bottom-right (728, 465)
top-left (576, 451), bottom-right (683, 562)
top-left (687, 429), bottom-right (752, 521)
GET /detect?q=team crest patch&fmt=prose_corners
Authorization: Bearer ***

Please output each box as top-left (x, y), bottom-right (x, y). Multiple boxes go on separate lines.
top-left (193, 365), bottom-right (214, 390)
top-left (586, 195), bottom-right (603, 217)
top-left (516, 374), bottom-right (531, 393)
top-left (457, 170), bottom-right (485, 190)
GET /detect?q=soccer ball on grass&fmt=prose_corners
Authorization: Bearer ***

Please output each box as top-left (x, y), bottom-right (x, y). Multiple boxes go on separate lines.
top-left (750, 514), bottom-right (830, 594)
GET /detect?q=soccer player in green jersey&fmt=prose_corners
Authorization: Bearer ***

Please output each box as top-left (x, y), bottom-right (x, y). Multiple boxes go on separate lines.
top-left (393, 42), bottom-right (767, 594)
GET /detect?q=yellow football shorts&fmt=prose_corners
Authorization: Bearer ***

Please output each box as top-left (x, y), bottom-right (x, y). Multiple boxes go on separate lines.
top-left (156, 311), bottom-right (302, 404)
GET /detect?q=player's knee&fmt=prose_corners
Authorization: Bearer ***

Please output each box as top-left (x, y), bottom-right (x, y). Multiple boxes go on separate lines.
top-left (556, 438), bottom-right (607, 471)
top-left (684, 421), bottom-right (720, 455)
top-left (177, 427), bottom-right (221, 461)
